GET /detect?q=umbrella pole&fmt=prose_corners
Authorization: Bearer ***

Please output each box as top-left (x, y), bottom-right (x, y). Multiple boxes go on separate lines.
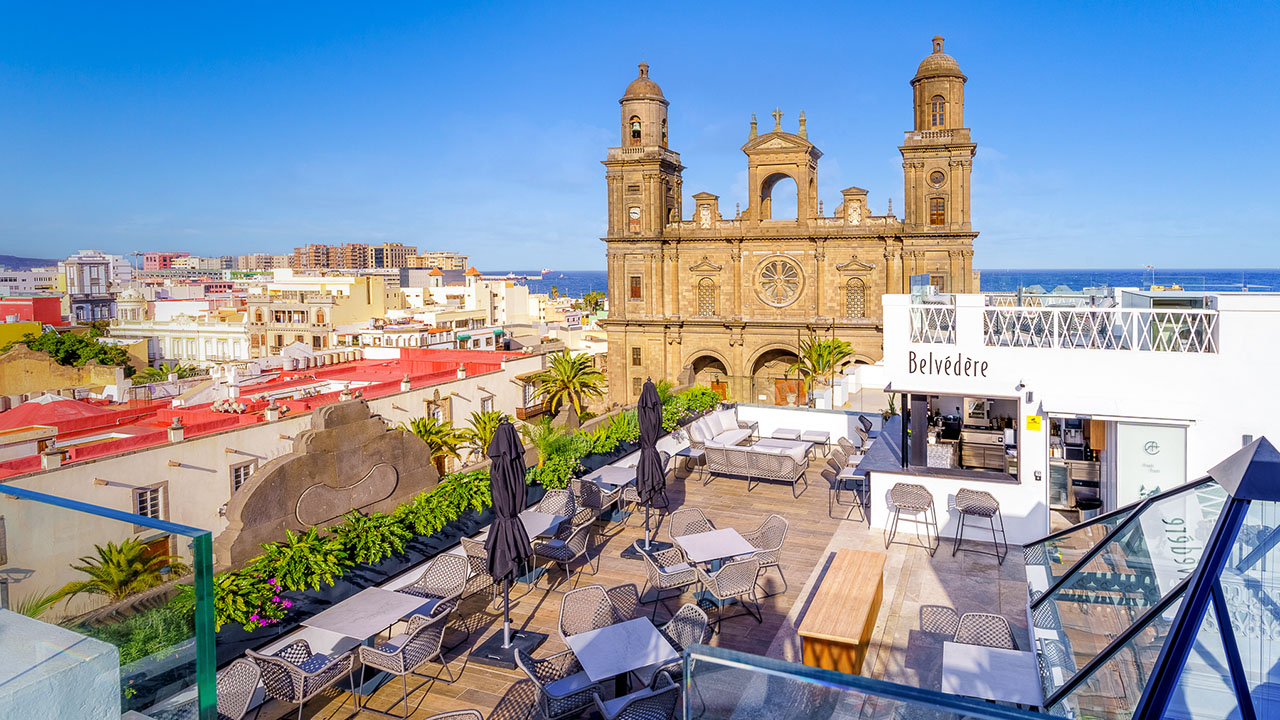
top-left (644, 505), bottom-right (653, 550)
top-left (502, 578), bottom-right (512, 649)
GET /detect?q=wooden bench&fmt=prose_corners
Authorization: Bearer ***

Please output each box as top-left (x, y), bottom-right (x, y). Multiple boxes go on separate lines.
top-left (797, 548), bottom-right (886, 675)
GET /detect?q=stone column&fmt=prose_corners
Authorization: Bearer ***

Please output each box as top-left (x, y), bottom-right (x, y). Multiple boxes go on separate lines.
top-left (814, 242), bottom-right (826, 318)
top-left (962, 249), bottom-right (974, 292)
top-left (731, 243), bottom-right (743, 318)
top-left (606, 176), bottom-right (620, 236)
top-left (885, 246), bottom-right (903, 294)
top-left (653, 248), bottom-right (664, 319)
top-left (666, 246), bottom-right (680, 318)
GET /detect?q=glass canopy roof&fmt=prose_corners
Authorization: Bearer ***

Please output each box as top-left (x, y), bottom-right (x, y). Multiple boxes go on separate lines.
top-left (1023, 438), bottom-right (1280, 720)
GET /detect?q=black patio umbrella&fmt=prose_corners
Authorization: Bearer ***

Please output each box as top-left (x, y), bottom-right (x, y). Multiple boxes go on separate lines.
top-left (473, 420), bottom-right (545, 666)
top-left (634, 378), bottom-right (667, 552)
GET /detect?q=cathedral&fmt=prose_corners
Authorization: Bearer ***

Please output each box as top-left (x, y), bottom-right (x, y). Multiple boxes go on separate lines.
top-left (600, 37), bottom-right (977, 405)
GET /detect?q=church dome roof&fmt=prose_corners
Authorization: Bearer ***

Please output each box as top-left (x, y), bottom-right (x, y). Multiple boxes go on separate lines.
top-left (119, 288), bottom-right (144, 301)
top-left (914, 36), bottom-right (966, 82)
top-left (622, 63), bottom-right (664, 100)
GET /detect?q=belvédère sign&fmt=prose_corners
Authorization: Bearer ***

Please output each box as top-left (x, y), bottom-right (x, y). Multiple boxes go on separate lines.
top-left (908, 350), bottom-right (989, 378)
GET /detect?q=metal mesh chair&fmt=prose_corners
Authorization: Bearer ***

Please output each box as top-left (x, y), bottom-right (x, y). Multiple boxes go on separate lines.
top-left (246, 640), bottom-right (355, 720)
top-left (828, 447), bottom-right (867, 521)
top-left (397, 554), bottom-right (467, 615)
top-left (459, 536), bottom-right (497, 604)
top-left (557, 584), bottom-right (623, 642)
top-left (534, 520), bottom-right (596, 586)
top-left (884, 482), bottom-right (939, 555)
top-left (632, 602), bottom-right (708, 688)
top-left (636, 540), bottom-right (697, 620)
top-left (607, 583), bottom-right (642, 621)
top-left (593, 673), bottom-right (679, 720)
top-left (954, 612), bottom-right (1018, 650)
top-left (150, 658), bottom-right (261, 720)
top-left (357, 612), bottom-right (456, 718)
top-left (837, 436), bottom-right (861, 459)
top-left (572, 477), bottom-right (624, 523)
top-left (515, 648), bottom-right (605, 720)
top-left (536, 488), bottom-right (576, 518)
top-left (695, 556), bottom-right (763, 633)
top-left (952, 488), bottom-right (1009, 564)
top-left (667, 507), bottom-right (715, 546)
top-left (741, 513), bottom-right (788, 596)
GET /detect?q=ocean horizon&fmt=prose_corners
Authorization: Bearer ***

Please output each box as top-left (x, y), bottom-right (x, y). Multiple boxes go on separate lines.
top-left (488, 268), bottom-right (1280, 298)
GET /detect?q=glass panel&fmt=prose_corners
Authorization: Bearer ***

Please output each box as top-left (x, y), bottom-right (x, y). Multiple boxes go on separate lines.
top-left (1220, 498), bottom-right (1280, 719)
top-left (1036, 481), bottom-right (1226, 697)
top-left (686, 644), bottom-right (1049, 720)
top-left (1049, 592), bottom-right (1184, 720)
top-left (0, 485), bottom-right (214, 718)
top-left (1165, 600), bottom-right (1240, 720)
top-left (1031, 508), bottom-right (1138, 583)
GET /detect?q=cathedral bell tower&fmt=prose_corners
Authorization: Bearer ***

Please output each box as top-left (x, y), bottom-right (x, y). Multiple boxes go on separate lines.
top-left (900, 36), bottom-right (976, 232)
top-left (603, 63), bottom-right (684, 239)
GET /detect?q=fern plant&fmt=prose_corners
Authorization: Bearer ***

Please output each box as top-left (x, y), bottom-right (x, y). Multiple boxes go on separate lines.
top-left (329, 511), bottom-right (411, 566)
top-left (253, 527), bottom-right (349, 592)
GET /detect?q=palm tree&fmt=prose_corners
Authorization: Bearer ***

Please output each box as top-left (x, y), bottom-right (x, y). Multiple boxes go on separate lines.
top-left (530, 350), bottom-right (606, 428)
top-left (400, 416), bottom-right (465, 474)
top-left (133, 362), bottom-right (205, 385)
top-left (788, 336), bottom-right (854, 406)
top-left (462, 409), bottom-right (514, 460)
top-left (519, 417), bottom-right (568, 466)
top-left (11, 587), bottom-right (63, 619)
top-left (57, 539), bottom-right (190, 604)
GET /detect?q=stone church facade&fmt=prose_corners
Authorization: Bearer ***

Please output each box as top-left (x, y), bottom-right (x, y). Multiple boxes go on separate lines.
top-left (600, 37), bottom-right (978, 405)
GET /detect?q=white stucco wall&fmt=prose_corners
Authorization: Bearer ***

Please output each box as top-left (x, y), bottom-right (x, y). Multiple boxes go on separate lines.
top-left (0, 610), bottom-right (120, 720)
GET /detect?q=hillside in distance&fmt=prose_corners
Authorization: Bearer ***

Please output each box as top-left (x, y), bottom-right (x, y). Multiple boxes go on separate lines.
top-left (0, 255), bottom-right (61, 271)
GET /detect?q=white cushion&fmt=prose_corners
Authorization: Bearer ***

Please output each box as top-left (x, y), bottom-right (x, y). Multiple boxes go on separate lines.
top-left (687, 421), bottom-right (706, 443)
top-left (703, 412), bottom-right (725, 436)
top-left (658, 562), bottom-right (692, 575)
top-left (546, 670), bottom-right (596, 698)
top-left (714, 428), bottom-right (752, 447)
top-left (714, 410), bottom-right (737, 434)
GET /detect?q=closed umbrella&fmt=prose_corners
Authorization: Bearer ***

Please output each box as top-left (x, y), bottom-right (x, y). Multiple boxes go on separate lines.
top-left (473, 420), bottom-right (546, 667)
top-left (633, 378), bottom-right (669, 553)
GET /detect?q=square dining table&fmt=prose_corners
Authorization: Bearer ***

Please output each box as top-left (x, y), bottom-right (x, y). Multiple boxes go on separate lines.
top-left (518, 510), bottom-right (568, 539)
top-left (585, 465), bottom-right (636, 489)
top-left (673, 528), bottom-right (756, 564)
top-left (565, 617), bottom-right (679, 694)
top-left (302, 587), bottom-right (438, 641)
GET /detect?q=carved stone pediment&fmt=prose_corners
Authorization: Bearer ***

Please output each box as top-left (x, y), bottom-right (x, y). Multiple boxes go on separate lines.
top-left (836, 259), bottom-right (877, 273)
top-left (689, 256), bottom-right (724, 273)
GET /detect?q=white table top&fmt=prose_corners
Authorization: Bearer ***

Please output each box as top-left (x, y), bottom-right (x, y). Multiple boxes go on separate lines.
top-left (753, 438), bottom-right (812, 451)
top-left (585, 465), bottom-right (636, 488)
top-left (302, 587), bottom-right (437, 640)
top-left (941, 641), bottom-right (1043, 706)
top-left (518, 510), bottom-right (568, 539)
top-left (673, 528), bottom-right (756, 564)
top-left (772, 428), bottom-right (801, 440)
top-left (565, 618), bottom-right (679, 682)
top-left (800, 430), bottom-right (830, 441)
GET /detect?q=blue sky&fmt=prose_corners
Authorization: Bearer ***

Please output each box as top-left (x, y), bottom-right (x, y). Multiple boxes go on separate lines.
top-left (1, 2), bottom-right (1276, 270)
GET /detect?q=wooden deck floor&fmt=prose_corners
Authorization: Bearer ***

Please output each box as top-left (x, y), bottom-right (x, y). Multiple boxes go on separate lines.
top-left (259, 456), bottom-right (1026, 720)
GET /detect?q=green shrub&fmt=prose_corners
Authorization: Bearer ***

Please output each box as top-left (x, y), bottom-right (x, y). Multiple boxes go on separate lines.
top-left (82, 600), bottom-right (194, 665)
top-left (526, 454), bottom-right (584, 489)
top-left (564, 432), bottom-right (594, 459)
top-left (253, 527), bottom-right (349, 593)
top-left (329, 511), bottom-right (411, 566)
top-left (392, 469), bottom-right (492, 537)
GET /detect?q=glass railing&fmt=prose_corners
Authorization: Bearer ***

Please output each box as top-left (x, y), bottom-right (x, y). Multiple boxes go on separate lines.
top-left (0, 483), bottom-right (215, 719)
top-left (683, 644), bottom-right (1052, 720)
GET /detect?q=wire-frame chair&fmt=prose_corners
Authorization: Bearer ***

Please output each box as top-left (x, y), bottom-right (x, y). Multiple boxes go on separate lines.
top-left (954, 612), bottom-right (1018, 650)
top-left (621, 451), bottom-right (672, 523)
top-left (150, 658), bottom-right (262, 720)
top-left (592, 673), bottom-right (679, 720)
top-left (536, 488), bottom-right (577, 518)
top-left (459, 536), bottom-right (498, 605)
top-left (422, 712), bottom-right (483, 720)
top-left (515, 648), bottom-right (606, 720)
top-left (534, 520), bottom-right (597, 588)
top-left (557, 584), bottom-right (624, 643)
top-left (357, 612), bottom-right (457, 718)
top-left (572, 477), bottom-right (624, 524)
top-left (828, 447), bottom-right (867, 521)
top-left (741, 513), bottom-right (789, 597)
top-left (632, 602), bottom-right (708, 688)
top-left (884, 482), bottom-right (939, 555)
top-left (666, 507), bottom-right (715, 548)
top-left (635, 540), bottom-right (698, 621)
top-left (951, 487), bottom-right (1009, 564)
top-left (695, 556), bottom-right (763, 634)
top-left (246, 640), bottom-right (356, 720)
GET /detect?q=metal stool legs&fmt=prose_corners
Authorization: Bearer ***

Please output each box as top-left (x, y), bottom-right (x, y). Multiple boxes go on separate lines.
top-left (952, 506), bottom-right (1009, 564)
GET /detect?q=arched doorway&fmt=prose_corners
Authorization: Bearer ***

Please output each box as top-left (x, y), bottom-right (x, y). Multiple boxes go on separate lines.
top-left (759, 173), bottom-right (798, 220)
top-left (751, 348), bottom-right (800, 406)
top-left (690, 354), bottom-right (730, 400)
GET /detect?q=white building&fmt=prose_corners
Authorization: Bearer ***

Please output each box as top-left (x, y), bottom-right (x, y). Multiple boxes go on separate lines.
top-left (0, 268), bottom-right (59, 296)
top-left (871, 289), bottom-right (1280, 546)
top-left (111, 290), bottom-right (252, 367)
top-left (59, 250), bottom-right (131, 321)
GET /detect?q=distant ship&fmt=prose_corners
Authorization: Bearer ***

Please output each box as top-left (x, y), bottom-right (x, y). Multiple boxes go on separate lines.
top-left (541, 268), bottom-right (553, 274)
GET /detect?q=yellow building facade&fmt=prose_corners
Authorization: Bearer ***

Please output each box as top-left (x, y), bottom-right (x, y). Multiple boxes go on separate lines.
top-left (601, 37), bottom-right (978, 405)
